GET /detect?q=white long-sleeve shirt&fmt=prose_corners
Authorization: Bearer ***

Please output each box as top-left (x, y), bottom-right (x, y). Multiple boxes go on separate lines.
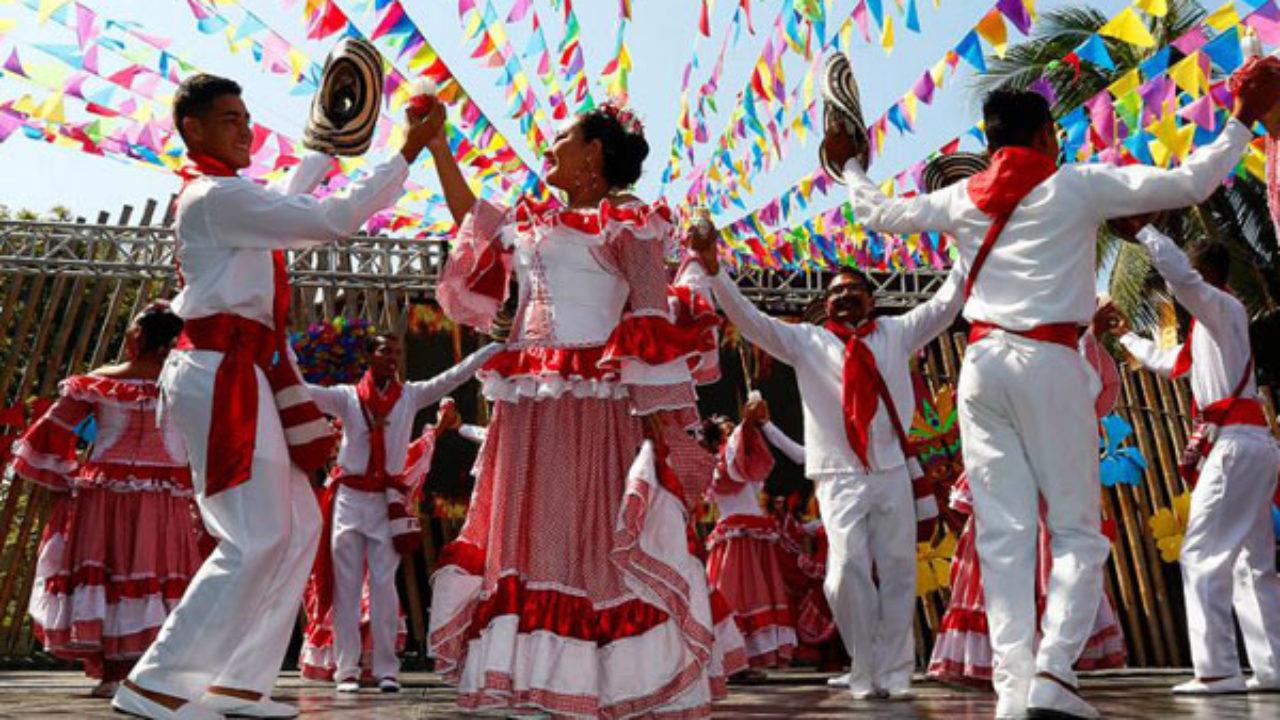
top-left (844, 120), bottom-right (1252, 331)
top-left (761, 421), bottom-right (805, 465)
top-left (708, 268), bottom-right (964, 479)
top-left (1119, 227), bottom-right (1260, 416)
top-left (172, 151), bottom-right (409, 326)
top-left (308, 344), bottom-right (500, 477)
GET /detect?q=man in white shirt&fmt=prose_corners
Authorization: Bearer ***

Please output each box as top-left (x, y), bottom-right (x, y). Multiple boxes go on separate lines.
top-left (306, 334), bottom-right (498, 694)
top-left (689, 227), bottom-right (962, 701)
top-left (113, 74), bottom-right (438, 720)
top-left (826, 81), bottom-right (1276, 718)
top-left (1099, 223), bottom-right (1280, 696)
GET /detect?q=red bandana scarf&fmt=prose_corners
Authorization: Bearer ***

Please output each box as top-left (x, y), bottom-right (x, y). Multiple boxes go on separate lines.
top-left (824, 319), bottom-right (883, 467)
top-left (356, 370), bottom-right (403, 484)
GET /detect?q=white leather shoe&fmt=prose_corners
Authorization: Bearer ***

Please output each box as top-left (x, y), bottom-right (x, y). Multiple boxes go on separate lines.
top-left (378, 677), bottom-right (401, 693)
top-left (111, 684), bottom-right (223, 720)
top-left (335, 678), bottom-right (360, 694)
top-left (1026, 676), bottom-right (1099, 719)
top-left (1246, 676), bottom-right (1280, 693)
top-left (199, 694), bottom-right (298, 718)
top-left (826, 673), bottom-right (850, 688)
top-left (1172, 676), bottom-right (1247, 695)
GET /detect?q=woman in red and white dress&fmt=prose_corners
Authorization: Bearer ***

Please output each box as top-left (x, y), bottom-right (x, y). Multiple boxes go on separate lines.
top-left (928, 332), bottom-right (1128, 686)
top-left (10, 302), bottom-right (206, 698)
top-left (704, 398), bottom-right (797, 672)
top-left (423, 96), bottom-right (731, 717)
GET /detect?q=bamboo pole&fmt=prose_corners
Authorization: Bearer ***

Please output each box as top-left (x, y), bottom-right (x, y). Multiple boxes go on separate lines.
top-left (1100, 486), bottom-right (1148, 665)
top-left (0, 483), bottom-right (43, 644)
top-left (13, 275), bottom-right (70, 405)
top-left (0, 275), bottom-right (48, 403)
top-left (1134, 373), bottom-right (1186, 503)
top-left (5, 486), bottom-right (49, 655)
top-left (38, 275), bottom-right (90, 397)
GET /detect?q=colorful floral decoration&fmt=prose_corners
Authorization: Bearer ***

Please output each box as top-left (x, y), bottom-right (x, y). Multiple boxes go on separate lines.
top-left (916, 531), bottom-right (957, 597)
top-left (1099, 414), bottom-right (1147, 488)
top-left (910, 382), bottom-right (965, 533)
top-left (291, 317), bottom-right (375, 386)
top-left (407, 302), bottom-right (455, 336)
top-left (1149, 491), bottom-right (1192, 564)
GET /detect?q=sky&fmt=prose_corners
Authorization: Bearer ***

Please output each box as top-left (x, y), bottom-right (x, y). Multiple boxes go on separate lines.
top-left (0, 0), bottom-right (1133, 225)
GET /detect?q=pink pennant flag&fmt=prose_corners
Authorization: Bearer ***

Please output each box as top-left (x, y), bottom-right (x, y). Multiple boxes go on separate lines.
top-left (912, 72), bottom-right (935, 104)
top-left (1178, 94), bottom-right (1217, 131)
top-left (1245, 9), bottom-right (1280, 46)
top-left (83, 43), bottom-right (99, 73)
top-left (76, 4), bottom-right (97, 50)
top-left (64, 71), bottom-right (88, 99)
top-left (507, 0), bottom-right (532, 23)
top-left (1086, 93), bottom-right (1115, 146)
top-left (1171, 26), bottom-right (1208, 55)
top-left (853, 0), bottom-right (870, 43)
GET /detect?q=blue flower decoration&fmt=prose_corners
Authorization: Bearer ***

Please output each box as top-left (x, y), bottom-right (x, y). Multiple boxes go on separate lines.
top-left (1099, 414), bottom-right (1147, 488)
top-left (1273, 506), bottom-right (1280, 541)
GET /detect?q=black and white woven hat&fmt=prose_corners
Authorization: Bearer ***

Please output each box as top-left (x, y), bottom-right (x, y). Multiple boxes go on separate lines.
top-left (303, 37), bottom-right (384, 157)
top-left (922, 152), bottom-right (989, 193)
top-left (819, 51), bottom-right (870, 183)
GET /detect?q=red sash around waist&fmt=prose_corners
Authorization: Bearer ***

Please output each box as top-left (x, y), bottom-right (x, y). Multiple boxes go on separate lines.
top-left (1200, 396), bottom-right (1267, 428)
top-left (967, 320), bottom-right (1081, 351)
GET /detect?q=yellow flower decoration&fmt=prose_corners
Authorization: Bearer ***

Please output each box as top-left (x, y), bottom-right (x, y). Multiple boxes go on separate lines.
top-left (1149, 491), bottom-right (1193, 563)
top-left (916, 532), bottom-right (958, 597)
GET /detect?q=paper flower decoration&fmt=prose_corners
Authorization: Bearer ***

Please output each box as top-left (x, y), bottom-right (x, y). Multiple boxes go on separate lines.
top-left (407, 303), bottom-right (455, 336)
top-left (916, 531), bottom-right (957, 597)
top-left (1099, 414), bottom-right (1147, 487)
top-left (291, 317), bottom-right (375, 386)
top-left (1149, 491), bottom-right (1192, 563)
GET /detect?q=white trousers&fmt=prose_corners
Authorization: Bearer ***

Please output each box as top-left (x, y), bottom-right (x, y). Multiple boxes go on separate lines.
top-left (957, 334), bottom-right (1110, 707)
top-left (1181, 428), bottom-right (1280, 682)
top-left (131, 350), bottom-right (322, 700)
top-left (331, 484), bottom-right (401, 682)
top-left (813, 467), bottom-right (916, 693)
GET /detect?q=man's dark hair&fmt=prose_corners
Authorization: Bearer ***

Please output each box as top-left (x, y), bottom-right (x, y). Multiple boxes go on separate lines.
top-left (828, 269), bottom-right (873, 295)
top-left (982, 89), bottom-right (1054, 152)
top-left (1188, 241), bottom-right (1231, 286)
top-left (365, 332), bottom-right (398, 355)
top-left (173, 74), bottom-right (242, 139)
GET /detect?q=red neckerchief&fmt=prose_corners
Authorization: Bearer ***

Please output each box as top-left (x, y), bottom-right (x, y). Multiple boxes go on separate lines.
top-left (1171, 319), bottom-right (1195, 379)
top-left (963, 146), bottom-right (1058, 300)
top-left (356, 370), bottom-right (403, 483)
top-left (824, 318), bottom-right (881, 467)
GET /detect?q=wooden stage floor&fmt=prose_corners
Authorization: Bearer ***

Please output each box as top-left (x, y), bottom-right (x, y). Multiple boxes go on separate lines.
top-left (0, 669), bottom-right (1277, 718)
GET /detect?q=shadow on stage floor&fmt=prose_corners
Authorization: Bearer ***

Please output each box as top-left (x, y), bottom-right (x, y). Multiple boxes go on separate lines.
top-left (0, 669), bottom-right (1276, 718)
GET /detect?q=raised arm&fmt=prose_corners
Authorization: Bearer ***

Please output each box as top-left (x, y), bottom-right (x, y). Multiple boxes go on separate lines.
top-left (206, 154), bottom-right (409, 250)
top-left (424, 109), bottom-right (477, 225)
top-left (1081, 120), bottom-right (1252, 220)
top-left (888, 264), bottom-right (965, 354)
top-left (707, 271), bottom-right (809, 365)
top-left (1134, 226), bottom-right (1240, 339)
top-left (304, 383), bottom-right (349, 419)
top-left (265, 150), bottom-right (332, 196)
top-left (844, 160), bottom-right (959, 235)
top-left (405, 343), bottom-right (503, 410)
top-left (761, 420), bottom-right (805, 464)
top-left (1118, 333), bottom-right (1181, 377)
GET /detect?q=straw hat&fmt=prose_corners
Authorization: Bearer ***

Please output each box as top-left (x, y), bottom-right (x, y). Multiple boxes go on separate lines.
top-left (819, 52), bottom-right (870, 183)
top-left (922, 152), bottom-right (989, 193)
top-left (303, 37), bottom-right (384, 157)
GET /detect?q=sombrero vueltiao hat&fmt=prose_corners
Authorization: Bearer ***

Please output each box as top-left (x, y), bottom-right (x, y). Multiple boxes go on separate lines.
top-left (819, 52), bottom-right (870, 184)
top-left (303, 37), bottom-right (384, 157)
top-left (922, 152), bottom-right (990, 193)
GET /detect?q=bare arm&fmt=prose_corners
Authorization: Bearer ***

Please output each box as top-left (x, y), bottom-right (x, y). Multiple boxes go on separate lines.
top-left (428, 129), bottom-right (477, 225)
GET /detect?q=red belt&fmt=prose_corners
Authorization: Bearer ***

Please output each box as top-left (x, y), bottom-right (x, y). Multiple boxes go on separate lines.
top-left (334, 472), bottom-right (390, 493)
top-left (174, 313), bottom-right (278, 496)
top-left (1200, 397), bottom-right (1268, 428)
top-left (968, 320), bottom-right (1081, 351)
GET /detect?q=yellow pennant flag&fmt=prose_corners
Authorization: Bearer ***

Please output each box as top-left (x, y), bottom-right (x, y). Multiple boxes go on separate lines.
top-left (976, 9), bottom-right (1008, 58)
top-left (36, 0), bottom-right (69, 22)
top-left (881, 14), bottom-right (895, 54)
top-left (1148, 111), bottom-right (1195, 164)
top-left (1205, 1), bottom-right (1240, 32)
top-left (1243, 142), bottom-right (1266, 181)
top-left (1169, 52), bottom-right (1206, 98)
top-left (38, 93), bottom-right (65, 123)
top-left (1135, 0), bottom-right (1168, 17)
top-left (1108, 68), bottom-right (1141, 98)
top-left (1099, 7), bottom-right (1155, 49)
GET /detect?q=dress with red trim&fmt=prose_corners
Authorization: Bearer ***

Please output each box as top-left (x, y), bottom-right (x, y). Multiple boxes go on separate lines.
top-left (11, 375), bottom-right (207, 680)
top-left (429, 198), bottom-right (733, 718)
top-left (927, 476), bottom-right (1126, 686)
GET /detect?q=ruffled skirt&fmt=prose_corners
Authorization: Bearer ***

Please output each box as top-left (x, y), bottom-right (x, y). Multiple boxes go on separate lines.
top-left (428, 395), bottom-right (734, 718)
top-left (29, 468), bottom-right (207, 679)
top-left (705, 515), bottom-right (796, 668)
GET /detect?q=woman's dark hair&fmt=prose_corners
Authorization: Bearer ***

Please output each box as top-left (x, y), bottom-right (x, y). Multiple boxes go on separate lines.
top-left (365, 332), bottom-right (398, 355)
top-left (134, 302), bottom-right (184, 356)
top-left (173, 74), bottom-right (242, 141)
top-left (983, 89), bottom-right (1054, 152)
top-left (579, 106), bottom-right (649, 189)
